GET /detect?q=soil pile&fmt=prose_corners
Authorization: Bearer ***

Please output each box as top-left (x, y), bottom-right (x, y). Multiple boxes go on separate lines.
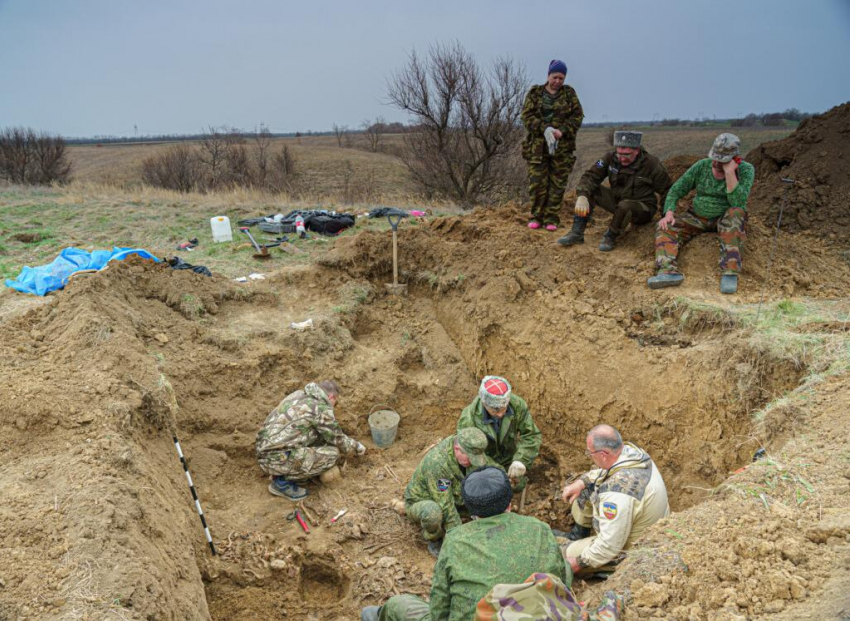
top-left (747, 102), bottom-right (850, 242)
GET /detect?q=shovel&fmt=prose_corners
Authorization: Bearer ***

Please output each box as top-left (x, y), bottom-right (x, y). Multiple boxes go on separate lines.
top-left (385, 212), bottom-right (407, 295)
top-left (239, 227), bottom-right (271, 260)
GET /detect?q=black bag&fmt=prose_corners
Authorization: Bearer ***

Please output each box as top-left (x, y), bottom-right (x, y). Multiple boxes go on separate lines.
top-left (305, 213), bottom-right (355, 236)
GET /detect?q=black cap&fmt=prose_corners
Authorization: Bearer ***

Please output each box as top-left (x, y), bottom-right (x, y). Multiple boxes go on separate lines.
top-left (461, 466), bottom-right (513, 517)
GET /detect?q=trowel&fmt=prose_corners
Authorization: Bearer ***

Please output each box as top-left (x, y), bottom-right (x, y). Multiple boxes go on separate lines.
top-left (239, 227), bottom-right (272, 260)
top-left (384, 212), bottom-right (408, 295)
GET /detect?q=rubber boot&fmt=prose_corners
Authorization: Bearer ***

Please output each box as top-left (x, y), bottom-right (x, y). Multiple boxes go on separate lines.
top-left (647, 273), bottom-right (684, 289)
top-left (557, 217), bottom-right (588, 246)
top-left (598, 229), bottom-right (617, 252)
top-left (720, 274), bottom-right (738, 294)
top-left (428, 540), bottom-right (443, 558)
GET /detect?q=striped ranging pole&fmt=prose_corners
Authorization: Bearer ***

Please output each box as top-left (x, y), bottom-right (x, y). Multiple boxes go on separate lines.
top-left (172, 435), bottom-right (217, 555)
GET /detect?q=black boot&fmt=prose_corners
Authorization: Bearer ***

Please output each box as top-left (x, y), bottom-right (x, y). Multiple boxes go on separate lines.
top-left (566, 524), bottom-right (592, 541)
top-left (598, 229), bottom-right (617, 252)
top-left (557, 217), bottom-right (588, 246)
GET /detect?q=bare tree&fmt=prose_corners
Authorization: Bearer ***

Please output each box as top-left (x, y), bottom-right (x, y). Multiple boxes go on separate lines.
top-left (197, 126), bottom-right (229, 189)
top-left (141, 144), bottom-right (201, 192)
top-left (253, 126), bottom-right (273, 186)
top-left (270, 144), bottom-right (298, 193)
top-left (332, 123), bottom-right (351, 147)
top-left (360, 116), bottom-right (386, 152)
top-left (0, 127), bottom-right (72, 185)
top-left (387, 42), bottom-right (529, 206)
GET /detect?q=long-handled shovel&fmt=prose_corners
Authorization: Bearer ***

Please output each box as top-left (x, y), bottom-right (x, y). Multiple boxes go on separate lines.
top-left (385, 212), bottom-right (408, 295)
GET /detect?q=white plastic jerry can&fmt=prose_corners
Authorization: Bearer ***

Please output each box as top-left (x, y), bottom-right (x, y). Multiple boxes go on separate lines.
top-left (210, 215), bottom-right (233, 242)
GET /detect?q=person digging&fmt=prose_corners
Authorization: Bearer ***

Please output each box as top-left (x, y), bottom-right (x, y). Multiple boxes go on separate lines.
top-left (363, 466), bottom-right (568, 621)
top-left (395, 428), bottom-right (501, 558)
top-left (558, 130), bottom-right (671, 251)
top-left (255, 380), bottom-right (366, 500)
top-left (456, 375), bottom-right (541, 492)
top-left (647, 132), bottom-right (755, 294)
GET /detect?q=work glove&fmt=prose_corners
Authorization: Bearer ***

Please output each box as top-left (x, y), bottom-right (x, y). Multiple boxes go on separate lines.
top-left (575, 195), bottom-right (590, 217)
top-left (354, 441), bottom-right (367, 456)
top-left (508, 461), bottom-right (526, 479)
top-left (544, 126), bottom-right (559, 156)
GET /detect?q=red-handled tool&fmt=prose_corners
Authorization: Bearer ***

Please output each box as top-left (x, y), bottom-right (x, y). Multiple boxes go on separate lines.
top-left (287, 510), bottom-right (311, 534)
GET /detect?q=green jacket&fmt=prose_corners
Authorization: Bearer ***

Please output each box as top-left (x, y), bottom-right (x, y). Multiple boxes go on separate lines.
top-left (521, 83), bottom-right (583, 162)
top-left (429, 512), bottom-right (570, 621)
top-left (577, 148), bottom-right (672, 214)
top-left (404, 436), bottom-right (502, 533)
top-left (663, 158), bottom-right (755, 218)
top-left (457, 394), bottom-right (541, 469)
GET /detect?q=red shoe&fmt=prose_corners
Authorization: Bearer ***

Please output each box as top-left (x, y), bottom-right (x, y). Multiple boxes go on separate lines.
top-left (545, 224), bottom-right (558, 232)
top-left (527, 221), bottom-right (541, 229)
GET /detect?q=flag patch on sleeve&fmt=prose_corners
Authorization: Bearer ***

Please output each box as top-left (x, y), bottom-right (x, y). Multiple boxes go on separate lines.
top-left (437, 479), bottom-right (451, 492)
top-left (602, 502), bottom-right (618, 519)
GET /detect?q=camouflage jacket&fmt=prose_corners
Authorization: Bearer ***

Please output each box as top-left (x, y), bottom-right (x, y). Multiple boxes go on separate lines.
top-left (577, 148), bottom-right (672, 214)
top-left (404, 436), bottom-right (502, 533)
top-left (457, 394), bottom-right (541, 469)
top-left (577, 443), bottom-right (670, 568)
top-left (430, 512), bottom-right (569, 621)
top-left (663, 158), bottom-right (755, 218)
top-left (475, 574), bottom-right (622, 621)
top-left (255, 383), bottom-right (358, 456)
top-left (521, 83), bottom-right (583, 162)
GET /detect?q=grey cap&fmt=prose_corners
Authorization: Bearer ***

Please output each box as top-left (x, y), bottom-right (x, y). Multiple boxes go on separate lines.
top-left (613, 131), bottom-right (642, 148)
top-left (461, 466), bottom-right (513, 517)
top-left (708, 133), bottom-right (741, 163)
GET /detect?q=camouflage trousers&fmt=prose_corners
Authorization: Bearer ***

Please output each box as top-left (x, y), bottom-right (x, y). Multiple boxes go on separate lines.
top-left (527, 155), bottom-right (576, 226)
top-left (588, 186), bottom-right (655, 235)
top-left (405, 500), bottom-right (444, 542)
top-left (257, 445), bottom-right (340, 482)
top-left (377, 594), bottom-right (431, 621)
top-left (655, 207), bottom-right (747, 275)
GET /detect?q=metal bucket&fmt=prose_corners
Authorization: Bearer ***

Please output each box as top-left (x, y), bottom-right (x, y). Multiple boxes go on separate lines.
top-left (368, 405), bottom-right (400, 449)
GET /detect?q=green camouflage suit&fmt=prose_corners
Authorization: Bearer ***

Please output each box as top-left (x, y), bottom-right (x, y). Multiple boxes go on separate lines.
top-left (404, 435), bottom-right (501, 542)
top-left (255, 383), bottom-right (358, 481)
top-left (456, 394), bottom-right (541, 491)
top-left (655, 158), bottom-right (755, 276)
top-left (521, 84), bottom-right (584, 226)
top-left (377, 512), bottom-right (569, 621)
top-left (576, 148), bottom-right (672, 235)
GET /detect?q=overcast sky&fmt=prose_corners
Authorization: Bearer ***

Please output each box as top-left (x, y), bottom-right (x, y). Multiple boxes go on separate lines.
top-left (1, 0), bottom-right (848, 137)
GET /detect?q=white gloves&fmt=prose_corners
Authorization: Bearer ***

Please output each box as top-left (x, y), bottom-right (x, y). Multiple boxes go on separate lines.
top-left (508, 461), bottom-right (526, 479)
top-left (544, 126), bottom-right (559, 156)
top-left (354, 441), bottom-right (367, 456)
top-left (575, 195), bottom-right (590, 217)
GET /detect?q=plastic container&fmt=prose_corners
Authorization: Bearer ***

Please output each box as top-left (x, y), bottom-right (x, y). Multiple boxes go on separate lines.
top-left (210, 216), bottom-right (233, 242)
top-left (295, 215), bottom-right (306, 238)
top-left (368, 405), bottom-right (400, 449)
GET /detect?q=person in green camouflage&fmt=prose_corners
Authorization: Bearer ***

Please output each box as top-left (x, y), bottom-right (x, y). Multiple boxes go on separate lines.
top-left (558, 131), bottom-right (671, 252)
top-left (521, 59), bottom-right (584, 231)
top-left (648, 133), bottom-right (755, 294)
top-left (361, 467), bottom-right (569, 621)
top-left (255, 380), bottom-right (366, 500)
top-left (402, 428), bottom-right (499, 556)
top-left (457, 376), bottom-right (541, 492)
top-left (474, 573), bottom-right (623, 621)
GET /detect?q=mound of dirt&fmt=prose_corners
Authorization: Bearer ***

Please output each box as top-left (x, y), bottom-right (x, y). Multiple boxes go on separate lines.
top-left (747, 102), bottom-right (850, 242)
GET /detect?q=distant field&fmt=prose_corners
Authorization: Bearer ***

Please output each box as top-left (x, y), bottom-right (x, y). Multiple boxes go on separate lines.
top-left (67, 126), bottom-right (793, 200)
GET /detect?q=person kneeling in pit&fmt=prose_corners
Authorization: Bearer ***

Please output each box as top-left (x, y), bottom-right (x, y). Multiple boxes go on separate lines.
top-left (363, 466), bottom-right (568, 621)
top-left (457, 375), bottom-right (542, 492)
top-left (398, 428), bottom-right (500, 557)
top-left (255, 380), bottom-right (366, 500)
top-left (558, 425), bottom-right (669, 575)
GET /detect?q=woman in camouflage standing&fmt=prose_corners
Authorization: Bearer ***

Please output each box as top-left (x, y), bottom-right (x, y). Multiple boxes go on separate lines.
top-left (521, 60), bottom-right (584, 232)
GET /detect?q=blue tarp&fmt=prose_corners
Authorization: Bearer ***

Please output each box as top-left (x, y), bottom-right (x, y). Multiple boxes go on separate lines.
top-left (4, 247), bottom-right (160, 296)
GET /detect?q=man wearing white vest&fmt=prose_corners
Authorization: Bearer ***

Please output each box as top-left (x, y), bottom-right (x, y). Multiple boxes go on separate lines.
top-left (558, 425), bottom-right (669, 574)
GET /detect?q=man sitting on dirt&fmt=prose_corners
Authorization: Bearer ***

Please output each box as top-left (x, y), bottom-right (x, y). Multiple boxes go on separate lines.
top-left (647, 132), bottom-right (755, 294)
top-left (397, 428), bottom-right (500, 557)
top-left (255, 380), bottom-right (366, 500)
top-left (558, 130), bottom-right (672, 252)
top-left (457, 376), bottom-right (541, 491)
top-left (363, 466), bottom-right (568, 621)
top-left (558, 425), bottom-right (669, 575)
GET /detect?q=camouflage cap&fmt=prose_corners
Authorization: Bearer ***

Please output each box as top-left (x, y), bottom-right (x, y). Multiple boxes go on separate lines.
top-left (708, 132), bottom-right (741, 163)
top-left (455, 428), bottom-right (488, 467)
top-left (613, 131), bottom-right (642, 148)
